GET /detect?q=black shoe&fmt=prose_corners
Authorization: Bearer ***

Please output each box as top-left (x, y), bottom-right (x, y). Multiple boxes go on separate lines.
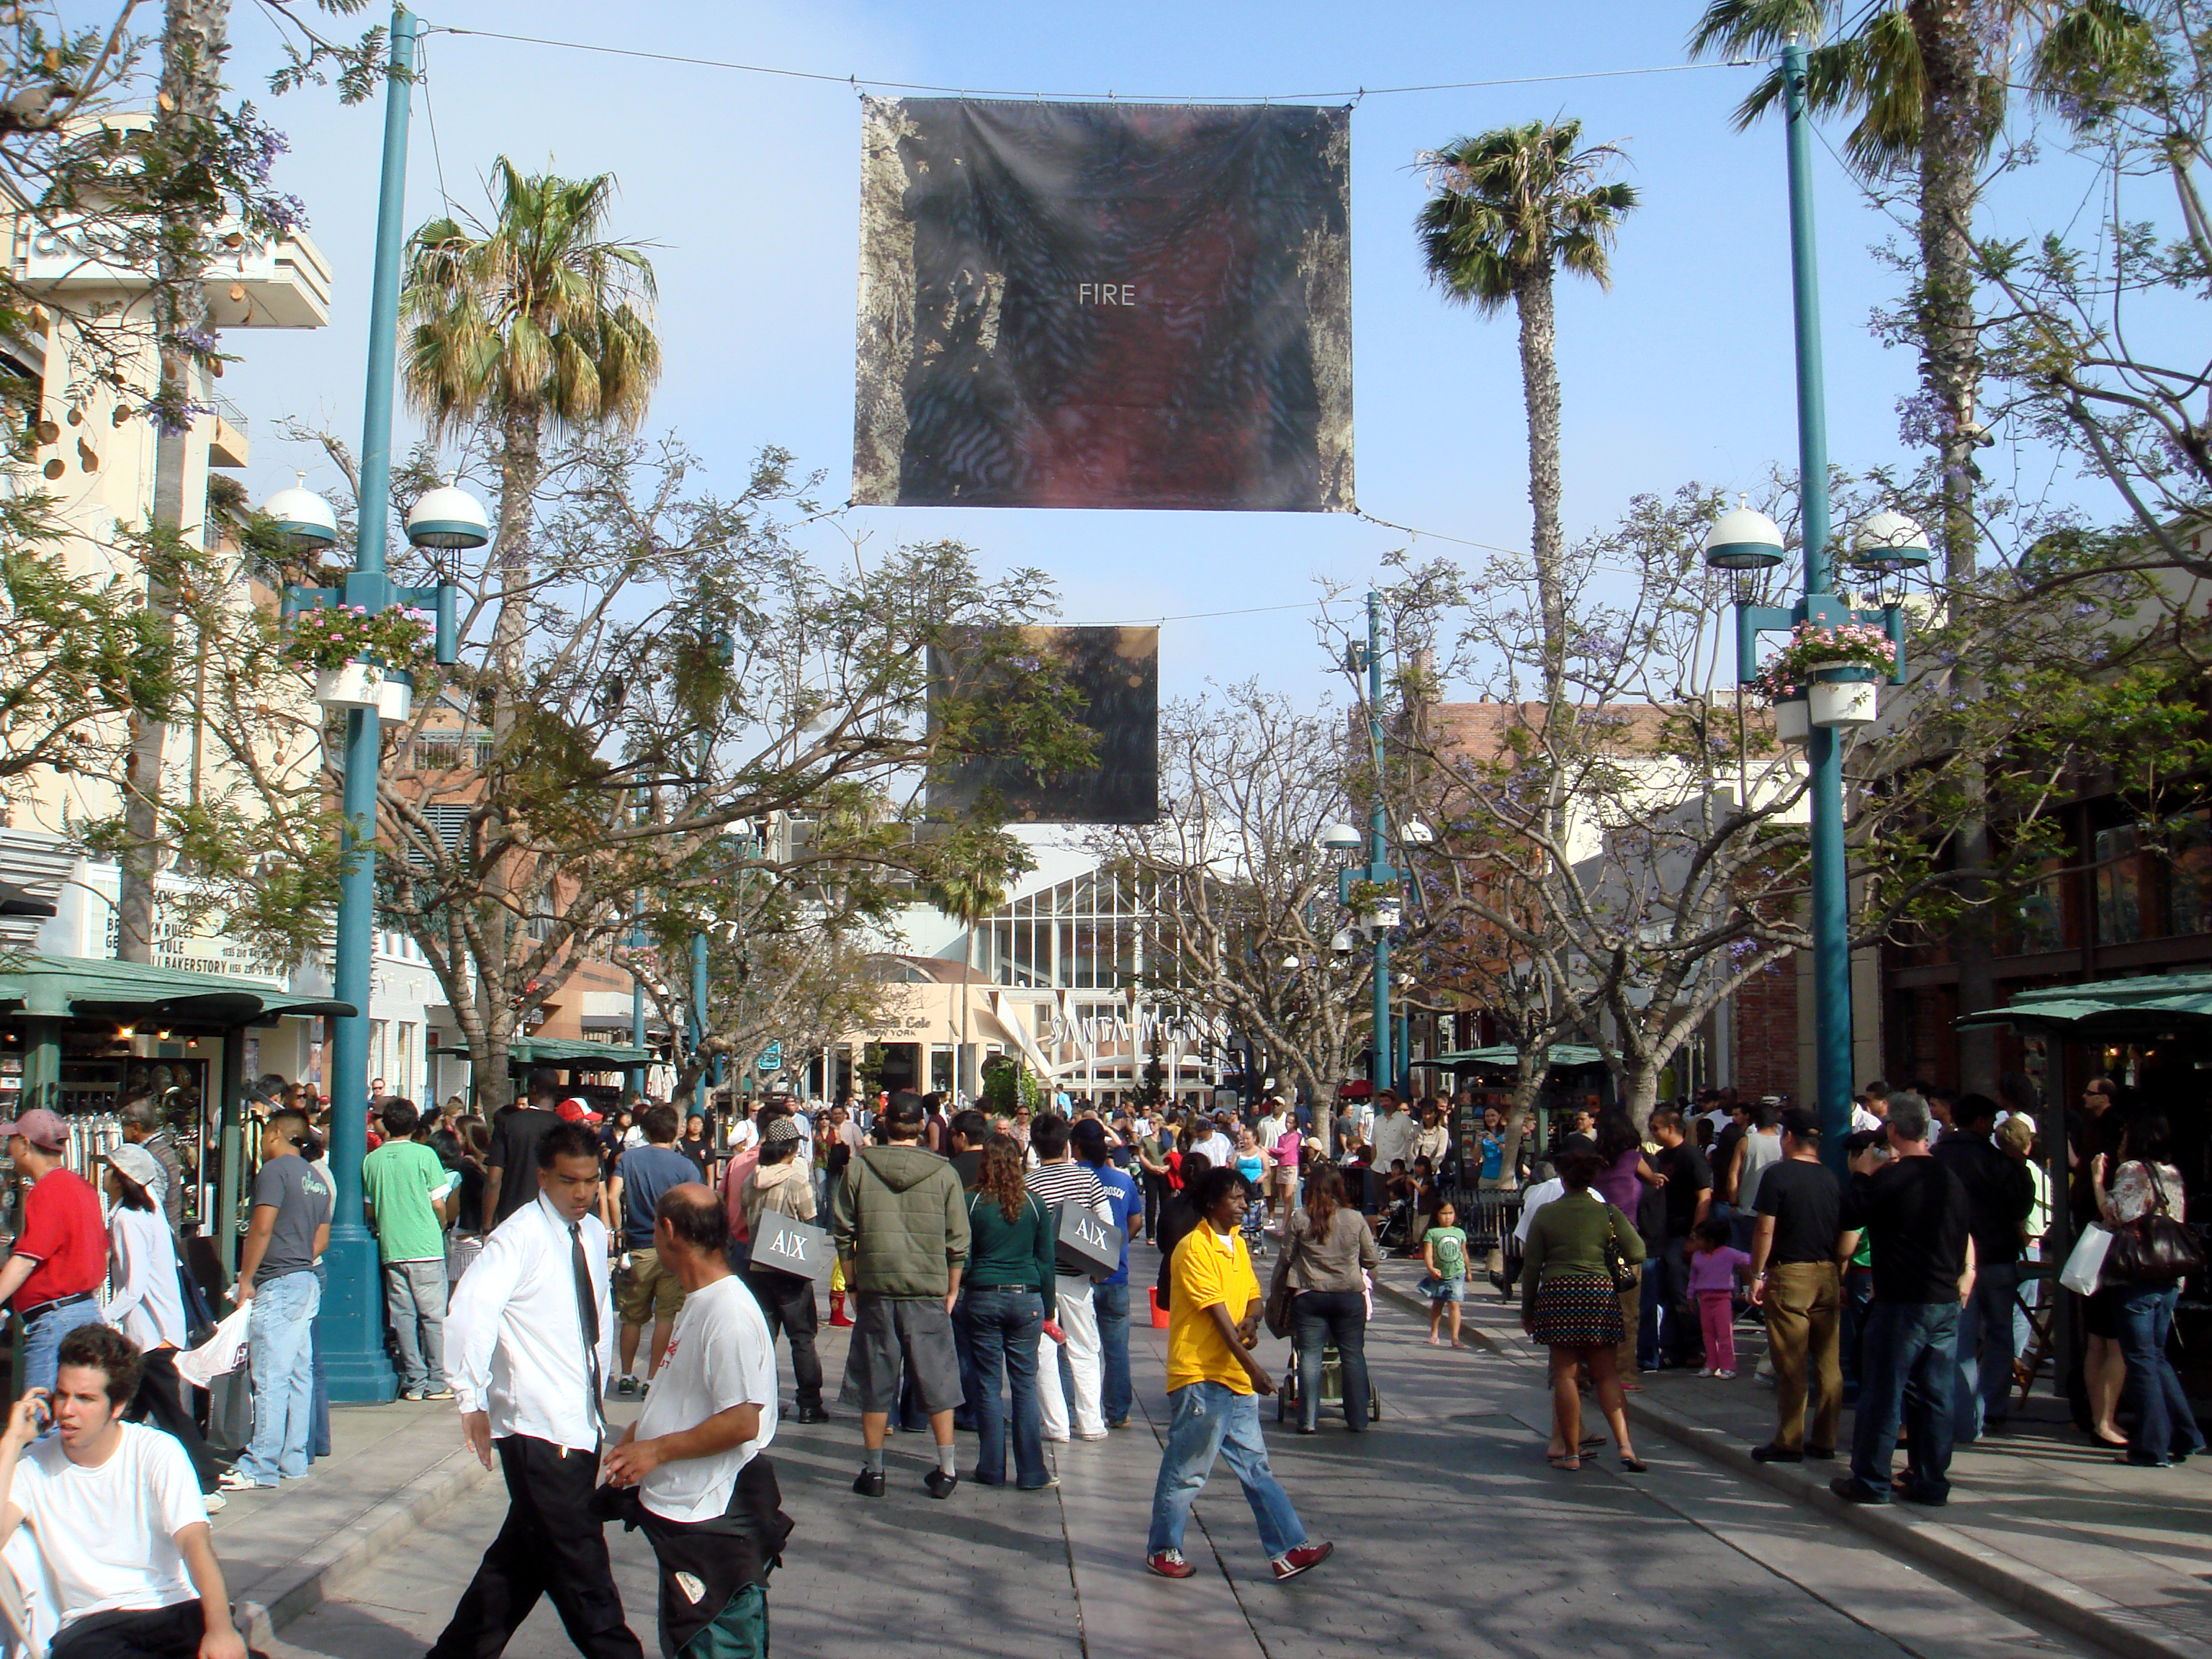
top-left (1105, 1418), bottom-right (1130, 1431)
top-left (853, 1467), bottom-right (886, 1497)
top-left (795, 1403), bottom-right (830, 1424)
top-left (1750, 1443), bottom-right (1804, 1463)
top-left (1805, 1444), bottom-right (1838, 1460)
top-left (924, 1467), bottom-right (958, 1500)
top-left (613, 1376), bottom-right (642, 1399)
top-left (1829, 1475), bottom-right (1888, 1505)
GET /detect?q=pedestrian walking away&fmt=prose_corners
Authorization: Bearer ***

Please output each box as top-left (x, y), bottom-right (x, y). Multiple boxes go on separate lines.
top-left (0, 1323), bottom-right (252, 1659)
top-left (0, 1107), bottom-right (112, 1404)
top-left (957, 1140), bottom-right (1056, 1489)
top-left (1934, 1092), bottom-right (2034, 1443)
top-left (100, 1146), bottom-right (223, 1498)
top-left (599, 1184), bottom-right (793, 1659)
top-left (1025, 1115), bottom-right (1113, 1443)
top-left (1074, 1119), bottom-right (1141, 1429)
top-left (1148, 1167), bottom-right (1332, 1583)
top-left (2092, 1108), bottom-right (2207, 1467)
top-left (1833, 1092), bottom-right (1976, 1507)
top-left (1274, 1166), bottom-right (1380, 1433)
top-left (1748, 1108), bottom-right (1845, 1463)
top-left (222, 1111), bottom-right (333, 1491)
top-left (430, 1122), bottom-right (642, 1659)
top-left (608, 1105), bottom-right (701, 1396)
top-left (1521, 1149), bottom-right (1647, 1472)
top-left (738, 1112), bottom-right (827, 1423)
top-left (362, 1097), bottom-right (461, 1403)
top-left (831, 1090), bottom-right (969, 1499)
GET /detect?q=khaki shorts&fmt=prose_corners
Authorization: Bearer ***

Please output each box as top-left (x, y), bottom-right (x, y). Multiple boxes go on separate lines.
top-left (616, 1246), bottom-right (685, 1326)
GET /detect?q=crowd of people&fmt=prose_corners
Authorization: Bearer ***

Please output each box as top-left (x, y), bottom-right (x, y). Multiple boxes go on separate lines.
top-left (0, 1060), bottom-right (2197, 1659)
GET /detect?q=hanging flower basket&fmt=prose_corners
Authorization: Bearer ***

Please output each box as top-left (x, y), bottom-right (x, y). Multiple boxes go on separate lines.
top-left (284, 604), bottom-right (435, 674)
top-left (1772, 697), bottom-right (1810, 745)
top-left (1750, 621), bottom-right (1896, 702)
top-left (1809, 678), bottom-right (1879, 727)
top-left (315, 660), bottom-right (385, 710)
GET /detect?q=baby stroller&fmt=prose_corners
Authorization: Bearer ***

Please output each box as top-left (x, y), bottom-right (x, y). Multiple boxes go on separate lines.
top-left (1275, 1348), bottom-right (1384, 1425)
top-left (1241, 1174), bottom-right (1269, 1259)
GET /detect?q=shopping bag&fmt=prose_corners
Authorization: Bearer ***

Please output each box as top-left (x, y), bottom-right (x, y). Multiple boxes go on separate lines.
top-left (2059, 1222), bottom-right (2115, 1295)
top-left (752, 1211), bottom-right (835, 1284)
top-left (174, 1301), bottom-right (251, 1391)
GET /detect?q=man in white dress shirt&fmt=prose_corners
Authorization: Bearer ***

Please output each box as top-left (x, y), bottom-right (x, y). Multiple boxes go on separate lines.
top-left (430, 1122), bottom-right (641, 1659)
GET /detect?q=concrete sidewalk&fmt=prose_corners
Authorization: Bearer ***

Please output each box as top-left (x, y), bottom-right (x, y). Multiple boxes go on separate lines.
top-left (1372, 1251), bottom-right (2212, 1659)
top-left (207, 1398), bottom-right (497, 1648)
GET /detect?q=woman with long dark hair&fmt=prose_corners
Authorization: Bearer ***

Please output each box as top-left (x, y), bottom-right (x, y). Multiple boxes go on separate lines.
top-left (957, 1139), bottom-right (1058, 1489)
top-left (2094, 1108), bottom-right (2206, 1467)
top-left (1275, 1166), bottom-right (1380, 1434)
top-left (1593, 1107), bottom-right (1658, 1385)
top-left (1522, 1148), bottom-right (1646, 1472)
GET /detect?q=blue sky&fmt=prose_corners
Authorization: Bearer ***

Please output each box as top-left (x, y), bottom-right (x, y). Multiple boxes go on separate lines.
top-left (216, 1), bottom-right (1961, 704)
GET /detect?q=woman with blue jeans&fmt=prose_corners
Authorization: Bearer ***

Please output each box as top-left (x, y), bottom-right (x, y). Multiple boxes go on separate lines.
top-left (1273, 1167), bottom-right (1379, 1434)
top-left (957, 1140), bottom-right (1058, 1489)
top-left (2095, 1111), bottom-right (2206, 1467)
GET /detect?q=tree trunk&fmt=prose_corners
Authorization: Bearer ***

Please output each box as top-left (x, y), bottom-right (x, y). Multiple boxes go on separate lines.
top-left (1501, 1049), bottom-right (1545, 1189)
top-left (117, 0), bottom-right (231, 961)
top-left (1513, 264), bottom-right (1568, 706)
top-left (476, 410), bottom-right (542, 1010)
top-left (1910, 0), bottom-right (1996, 1071)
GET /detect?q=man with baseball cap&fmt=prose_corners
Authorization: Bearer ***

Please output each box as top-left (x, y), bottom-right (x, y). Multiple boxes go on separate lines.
top-left (0, 1107), bottom-right (109, 1395)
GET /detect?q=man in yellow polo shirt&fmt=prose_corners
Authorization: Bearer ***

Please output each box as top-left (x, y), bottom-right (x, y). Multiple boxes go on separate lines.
top-left (1146, 1167), bottom-right (1333, 1583)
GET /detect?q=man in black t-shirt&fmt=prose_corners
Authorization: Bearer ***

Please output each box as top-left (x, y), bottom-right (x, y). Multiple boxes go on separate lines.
top-left (483, 1072), bottom-right (564, 1229)
top-left (1748, 1109), bottom-right (1844, 1462)
top-left (1645, 1107), bottom-right (1712, 1370)
top-left (1833, 1092), bottom-right (1975, 1507)
top-left (1933, 1094), bottom-right (2033, 1443)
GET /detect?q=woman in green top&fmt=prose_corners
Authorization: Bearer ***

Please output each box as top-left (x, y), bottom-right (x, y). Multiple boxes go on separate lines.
top-left (956, 1139), bottom-right (1059, 1490)
top-left (1521, 1149), bottom-right (1647, 1472)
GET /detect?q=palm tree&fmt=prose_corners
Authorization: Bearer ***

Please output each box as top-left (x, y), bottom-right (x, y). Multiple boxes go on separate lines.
top-left (1416, 121), bottom-right (1637, 703)
top-left (400, 158), bottom-right (662, 682)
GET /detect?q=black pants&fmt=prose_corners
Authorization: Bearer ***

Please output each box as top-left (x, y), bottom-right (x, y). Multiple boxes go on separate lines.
top-left (744, 1267), bottom-right (824, 1408)
top-left (50, 1603), bottom-right (224, 1659)
top-left (1658, 1237), bottom-right (1702, 1366)
top-left (428, 1435), bottom-right (642, 1659)
top-left (1291, 1290), bottom-right (1371, 1431)
top-left (1140, 1174), bottom-right (1166, 1241)
top-left (128, 1349), bottom-right (222, 1493)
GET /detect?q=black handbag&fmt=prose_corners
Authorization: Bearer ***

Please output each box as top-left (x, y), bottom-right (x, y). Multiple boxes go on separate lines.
top-left (1601, 1207), bottom-right (1640, 1293)
top-left (2103, 1176), bottom-right (2207, 1285)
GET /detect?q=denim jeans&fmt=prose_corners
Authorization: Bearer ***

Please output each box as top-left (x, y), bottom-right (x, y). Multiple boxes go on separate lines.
top-left (384, 1259), bottom-right (449, 1393)
top-left (1146, 1381), bottom-right (1307, 1562)
top-left (1290, 1290), bottom-right (1369, 1432)
top-left (21, 1297), bottom-right (106, 1400)
top-left (236, 1269), bottom-right (322, 1484)
top-left (310, 1261), bottom-right (331, 1460)
top-left (1952, 1259), bottom-right (2018, 1442)
top-left (1637, 1259), bottom-right (1663, 1368)
top-left (2115, 1282), bottom-right (2206, 1465)
top-left (1093, 1281), bottom-right (1132, 1424)
top-left (958, 1290), bottom-right (1047, 1487)
top-left (1840, 1266), bottom-right (1874, 1404)
top-left (1656, 1237), bottom-right (1700, 1365)
top-left (1845, 1299), bottom-right (1959, 1503)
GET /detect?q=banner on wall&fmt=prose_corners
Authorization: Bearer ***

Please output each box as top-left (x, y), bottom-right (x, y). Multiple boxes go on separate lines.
top-left (927, 625), bottom-right (1159, 824)
top-left (855, 97), bottom-right (1354, 513)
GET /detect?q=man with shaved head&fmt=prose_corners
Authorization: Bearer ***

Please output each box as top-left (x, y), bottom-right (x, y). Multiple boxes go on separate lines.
top-left (602, 1184), bottom-right (791, 1659)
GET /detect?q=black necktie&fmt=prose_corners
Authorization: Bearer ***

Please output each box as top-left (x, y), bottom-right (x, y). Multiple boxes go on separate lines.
top-left (570, 1221), bottom-right (607, 1447)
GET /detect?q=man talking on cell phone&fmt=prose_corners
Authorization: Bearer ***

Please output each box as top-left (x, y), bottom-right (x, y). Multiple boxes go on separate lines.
top-left (0, 1323), bottom-right (250, 1659)
top-left (430, 1123), bottom-right (641, 1659)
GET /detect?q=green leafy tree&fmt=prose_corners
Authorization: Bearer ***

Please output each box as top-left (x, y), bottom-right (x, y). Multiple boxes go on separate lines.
top-left (1415, 120), bottom-right (1637, 703)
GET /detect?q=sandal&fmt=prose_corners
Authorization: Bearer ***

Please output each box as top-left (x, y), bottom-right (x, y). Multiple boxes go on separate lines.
top-left (1547, 1453), bottom-right (1581, 1471)
top-left (1620, 1453), bottom-right (1648, 1473)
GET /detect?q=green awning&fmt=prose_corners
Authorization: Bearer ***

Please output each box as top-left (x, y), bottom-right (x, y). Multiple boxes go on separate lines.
top-left (0, 953), bottom-right (353, 1024)
top-left (1953, 973), bottom-right (2212, 1040)
top-left (1430, 1044), bottom-right (1606, 1070)
top-left (438, 1036), bottom-right (655, 1069)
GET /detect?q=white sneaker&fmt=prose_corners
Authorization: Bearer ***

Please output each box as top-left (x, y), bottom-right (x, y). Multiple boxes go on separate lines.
top-left (201, 1491), bottom-right (226, 1514)
top-left (1716, 1370), bottom-right (1737, 1380)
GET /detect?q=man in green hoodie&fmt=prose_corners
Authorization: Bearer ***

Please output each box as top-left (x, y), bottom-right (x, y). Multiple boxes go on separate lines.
top-left (831, 1091), bottom-right (969, 1499)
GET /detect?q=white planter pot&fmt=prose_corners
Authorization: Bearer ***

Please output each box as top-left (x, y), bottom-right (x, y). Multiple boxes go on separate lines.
top-left (1773, 700), bottom-right (1810, 745)
top-left (314, 660), bottom-right (385, 711)
top-left (1809, 678), bottom-right (1879, 728)
top-left (377, 678), bottom-right (413, 724)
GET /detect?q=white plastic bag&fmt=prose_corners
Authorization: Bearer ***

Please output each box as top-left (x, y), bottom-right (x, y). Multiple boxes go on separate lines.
top-left (2060, 1222), bottom-right (2115, 1295)
top-left (174, 1300), bottom-right (252, 1391)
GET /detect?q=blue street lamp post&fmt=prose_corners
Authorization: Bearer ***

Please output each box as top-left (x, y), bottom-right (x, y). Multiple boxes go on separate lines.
top-left (1704, 42), bottom-right (1928, 1169)
top-left (1337, 591), bottom-right (1402, 1092)
top-left (266, 6), bottom-right (486, 1400)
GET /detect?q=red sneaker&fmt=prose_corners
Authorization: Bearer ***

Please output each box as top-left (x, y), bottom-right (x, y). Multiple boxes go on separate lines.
top-left (1271, 1540), bottom-right (1334, 1581)
top-left (1146, 1548), bottom-right (1196, 1579)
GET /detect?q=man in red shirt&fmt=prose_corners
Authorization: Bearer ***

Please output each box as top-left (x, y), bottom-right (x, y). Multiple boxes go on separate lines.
top-left (0, 1108), bottom-right (109, 1394)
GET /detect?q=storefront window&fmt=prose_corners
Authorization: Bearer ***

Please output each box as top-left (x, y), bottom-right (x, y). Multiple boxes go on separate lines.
top-left (2095, 825), bottom-right (2146, 944)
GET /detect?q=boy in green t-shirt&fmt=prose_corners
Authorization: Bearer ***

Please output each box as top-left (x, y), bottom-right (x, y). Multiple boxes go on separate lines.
top-left (1420, 1201), bottom-right (1473, 1349)
top-left (361, 1099), bottom-right (459, 1399)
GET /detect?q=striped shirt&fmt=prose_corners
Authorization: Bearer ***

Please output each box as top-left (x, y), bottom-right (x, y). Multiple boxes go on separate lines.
top-left (1026, 1161), bottom-right (1112, 1238)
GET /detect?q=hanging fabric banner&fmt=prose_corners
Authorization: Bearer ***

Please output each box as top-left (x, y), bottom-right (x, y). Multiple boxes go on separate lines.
top-left (855, 97), bottom-right (1354, 513)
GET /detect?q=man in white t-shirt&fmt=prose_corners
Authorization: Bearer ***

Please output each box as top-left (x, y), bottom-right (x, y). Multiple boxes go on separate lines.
top-left (0, 1323), bottom-right (246, 1659)
top-left (603, 1184), bottom-right (788, 1659)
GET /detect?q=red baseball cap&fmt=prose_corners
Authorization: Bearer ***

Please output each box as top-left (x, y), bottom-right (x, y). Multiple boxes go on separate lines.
top-left (556, 1098), bottom-right (602, 1124)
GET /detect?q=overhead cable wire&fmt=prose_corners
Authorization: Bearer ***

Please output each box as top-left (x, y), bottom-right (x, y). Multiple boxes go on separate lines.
top-left (428, 27), bottom-right (1753, 104)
